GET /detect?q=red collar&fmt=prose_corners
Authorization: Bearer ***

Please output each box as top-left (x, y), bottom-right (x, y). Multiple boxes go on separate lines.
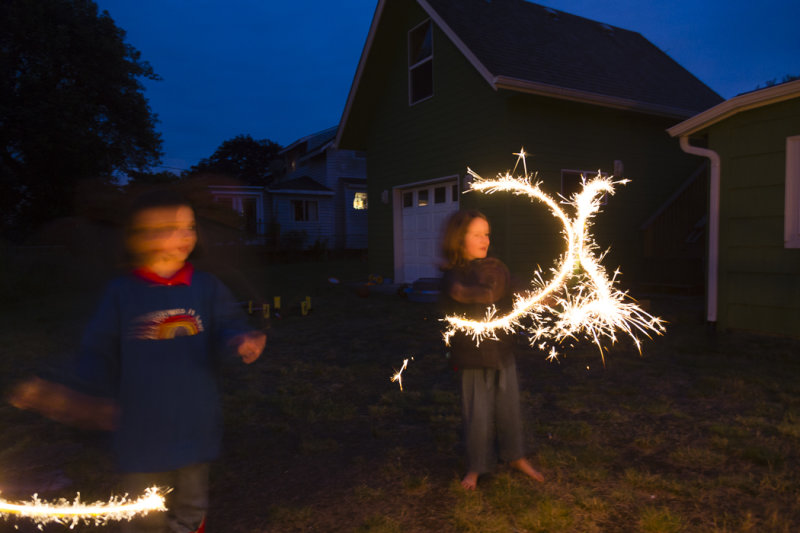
top-left (133, 262), bottom-right (194, 286)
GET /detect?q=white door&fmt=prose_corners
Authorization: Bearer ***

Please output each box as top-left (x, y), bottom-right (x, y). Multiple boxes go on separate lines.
top-left (399, 180), bottom-right (459, 283)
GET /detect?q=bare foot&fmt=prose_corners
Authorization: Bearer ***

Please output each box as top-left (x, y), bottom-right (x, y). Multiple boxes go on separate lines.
top-left (510, 458), bottom-right (544, 483)
top-left (461, 471), bottom-right (479, 490)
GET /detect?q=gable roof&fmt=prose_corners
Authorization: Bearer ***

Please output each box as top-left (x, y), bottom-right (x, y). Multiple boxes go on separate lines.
top-left (337, 0), bottom-right (722, 146)
top-left (267, 175), bottom-right (334, 195)
top-left (667, 79), bottom-right (800, 137)
top-left (280, 126), bottom-right (338, 159)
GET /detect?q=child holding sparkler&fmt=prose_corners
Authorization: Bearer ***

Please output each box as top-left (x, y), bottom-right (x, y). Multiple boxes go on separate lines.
top-left (440, 209), bottom-right (544, 490)
top-left (10, 189), bottom-right (266, 533)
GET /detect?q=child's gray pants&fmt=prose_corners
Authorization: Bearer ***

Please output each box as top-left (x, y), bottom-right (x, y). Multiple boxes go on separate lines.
top-left (461, 365), bottom-right (525, 474)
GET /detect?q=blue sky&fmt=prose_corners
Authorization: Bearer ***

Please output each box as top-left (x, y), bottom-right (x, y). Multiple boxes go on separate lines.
top-left (95, 0), bottom-right (798, 173)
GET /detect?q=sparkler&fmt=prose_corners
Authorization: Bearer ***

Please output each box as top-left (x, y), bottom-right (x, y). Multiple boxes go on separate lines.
top-left (390, 358), bottom-right (411, 391)
top-left (443, 149), bottom-right (665, 363)
top-left (0, 486), bottom-right (167, 529)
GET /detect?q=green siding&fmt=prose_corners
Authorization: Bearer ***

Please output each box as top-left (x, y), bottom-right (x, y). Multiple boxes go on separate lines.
top-left (708, 97), bottom-right (800, 336)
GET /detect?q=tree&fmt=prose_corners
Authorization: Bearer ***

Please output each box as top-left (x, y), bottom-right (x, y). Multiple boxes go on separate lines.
top-left (756, 74), bottom-right (800, 90)
top-left (184, 135), bottom-right (282, 185)
top-left (0, 0), bottom-right (163, 240)
top-left (125, 169), bottom-right (181, 186)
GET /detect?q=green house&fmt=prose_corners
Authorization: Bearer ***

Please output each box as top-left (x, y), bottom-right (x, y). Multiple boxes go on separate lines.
top-left (336, 0), bottom-right (721, 286)
top-left (668, 79), bottom-right (800, 337)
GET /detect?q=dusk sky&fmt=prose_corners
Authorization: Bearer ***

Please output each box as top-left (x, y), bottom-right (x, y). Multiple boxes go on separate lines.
top-left (95, 0), bottom-right (799, 174)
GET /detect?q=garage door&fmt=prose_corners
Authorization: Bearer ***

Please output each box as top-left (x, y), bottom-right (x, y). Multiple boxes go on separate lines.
top-left (400, 180), bottom-right (459, 283)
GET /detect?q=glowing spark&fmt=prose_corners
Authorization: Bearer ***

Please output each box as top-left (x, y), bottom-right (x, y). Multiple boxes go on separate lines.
top-left (390, 358), bottom-right (411, 391)
top-left (443, 150), bottom-right (665, 363)
top-left (0, 486), bottom-right (167, 528)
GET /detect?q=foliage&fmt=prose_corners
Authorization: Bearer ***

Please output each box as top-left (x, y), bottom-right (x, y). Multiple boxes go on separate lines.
top-left (124, 169), bottom-right (180, 186)
top-left (756, 73), bottom-right (800, 90)
top-left (183, 134), bottom-right (283, 185)
top-left (0, 0), bottom-right (163, 240)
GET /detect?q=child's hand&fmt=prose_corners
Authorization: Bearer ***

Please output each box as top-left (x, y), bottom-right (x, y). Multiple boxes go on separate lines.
top-left (8, 377), bottom-right (118, 431)
top-left (234, 331), bottom-right (266, 364)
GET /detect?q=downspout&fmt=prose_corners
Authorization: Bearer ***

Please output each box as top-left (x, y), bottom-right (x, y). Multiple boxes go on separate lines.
top-left (678, 136), bottom-right (721, 324)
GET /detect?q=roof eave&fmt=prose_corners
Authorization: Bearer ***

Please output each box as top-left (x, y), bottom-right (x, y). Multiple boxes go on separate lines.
top-left (298, 141), bottom-right (334, 163)
top-left (335, 1), bottom-right (386, 149)
top-left (267, 189), bottom-right (335, 197)
top-left (417, 0), bottom-right (496, 88)
top-left (667, 79), bottom-right (800, 137)
top-left (495, 76), bottom-right (697, 119)
top-left (335, 0), bottom-right (497, 149)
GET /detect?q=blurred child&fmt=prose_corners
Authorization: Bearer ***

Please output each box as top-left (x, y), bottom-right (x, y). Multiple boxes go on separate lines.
top-left (439, 209), bottom-right (544, 490)
top-left (10, 189), bottom-right (265, 532)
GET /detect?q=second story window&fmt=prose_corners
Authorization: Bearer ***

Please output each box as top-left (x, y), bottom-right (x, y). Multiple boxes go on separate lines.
top-left (408, 19), bottom-right (433, 105)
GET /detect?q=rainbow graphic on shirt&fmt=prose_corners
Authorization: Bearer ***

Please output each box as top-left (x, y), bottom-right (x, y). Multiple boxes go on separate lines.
top-left (130, 308), bottom-right (205, 340)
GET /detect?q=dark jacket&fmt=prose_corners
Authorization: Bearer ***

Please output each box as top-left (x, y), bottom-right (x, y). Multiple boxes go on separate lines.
top-left (440, 257), bottom-right (514, 370)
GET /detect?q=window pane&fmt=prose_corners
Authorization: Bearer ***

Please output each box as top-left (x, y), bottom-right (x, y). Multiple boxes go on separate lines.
top-left (562, 170), bottom-right (607, 204)
top-left (561, 171), bottom-right (582, 200)
top-left (409, 21), bottom-right (432, 66)
top-left (353, 192), bottom-right (368, 210)
top-left (292, 200), bottom-right (304, 221)
top-left (403, 192), bottom-right (413, 208)
top-left (452, 184), bottom-right (458, 202)
top-left (410, 60), bottom-right (433, 103)
top-left (417, 189), bottom-right (428, 207)
top-left (434, 186), bottom-right (446, 204)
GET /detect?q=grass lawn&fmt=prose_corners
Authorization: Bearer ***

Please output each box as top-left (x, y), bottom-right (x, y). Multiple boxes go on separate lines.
top-left (1, 248), bottom-right (799, 532)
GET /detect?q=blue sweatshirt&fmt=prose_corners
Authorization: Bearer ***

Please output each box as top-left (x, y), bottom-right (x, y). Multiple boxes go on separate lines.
top-left (77, 263), bottom-right (247, 472)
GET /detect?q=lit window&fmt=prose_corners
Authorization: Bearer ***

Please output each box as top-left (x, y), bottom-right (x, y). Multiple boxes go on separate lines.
top-left (353, 192), bottom-right (368, 210)
top-left (292, 200), bottom-right (318, 222)
top-left (408, 20), bottom-right (433, 104)
top-left (785, 135), bottom-right (800, 248)
top-left (418, 189), bottom-right (429, 207)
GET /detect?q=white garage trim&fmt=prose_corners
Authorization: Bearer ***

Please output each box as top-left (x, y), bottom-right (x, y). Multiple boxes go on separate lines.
top-left (393, 175), bottom-right (460, 283)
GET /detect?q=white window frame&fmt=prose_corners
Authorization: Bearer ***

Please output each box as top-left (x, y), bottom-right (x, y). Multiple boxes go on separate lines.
top-left (408, 19), bottom-right (433, 105)
top-left (785, 135), bottom-right (800, 248)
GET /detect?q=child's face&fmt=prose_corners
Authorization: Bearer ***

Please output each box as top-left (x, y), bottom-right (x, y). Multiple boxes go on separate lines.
top-left (462, 217), bottom-right (490, 261)
top-left (128, 205), bottom-right (197, 267)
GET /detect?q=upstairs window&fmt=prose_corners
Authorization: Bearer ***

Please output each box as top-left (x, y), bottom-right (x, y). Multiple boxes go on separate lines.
top-left (785, 135), bottom-right (800, 248)
top-left (408, 20), bottom-right (433, 105)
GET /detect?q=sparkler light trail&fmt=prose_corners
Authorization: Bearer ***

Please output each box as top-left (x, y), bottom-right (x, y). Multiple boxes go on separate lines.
top-left (0, 486), bottom-right (167, 529)
top-left (443, 149), bottom-right (665, 363)
top-left (390, 358), bottom-right (411, 391)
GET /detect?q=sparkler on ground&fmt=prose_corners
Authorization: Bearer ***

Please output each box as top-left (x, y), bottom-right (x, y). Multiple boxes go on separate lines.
top-left (390, 358), bottom-right (412, 391)
top-left (443, 149), bottom-right (665, 363)
top-left (0, 486), bottom-right (167, 528)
